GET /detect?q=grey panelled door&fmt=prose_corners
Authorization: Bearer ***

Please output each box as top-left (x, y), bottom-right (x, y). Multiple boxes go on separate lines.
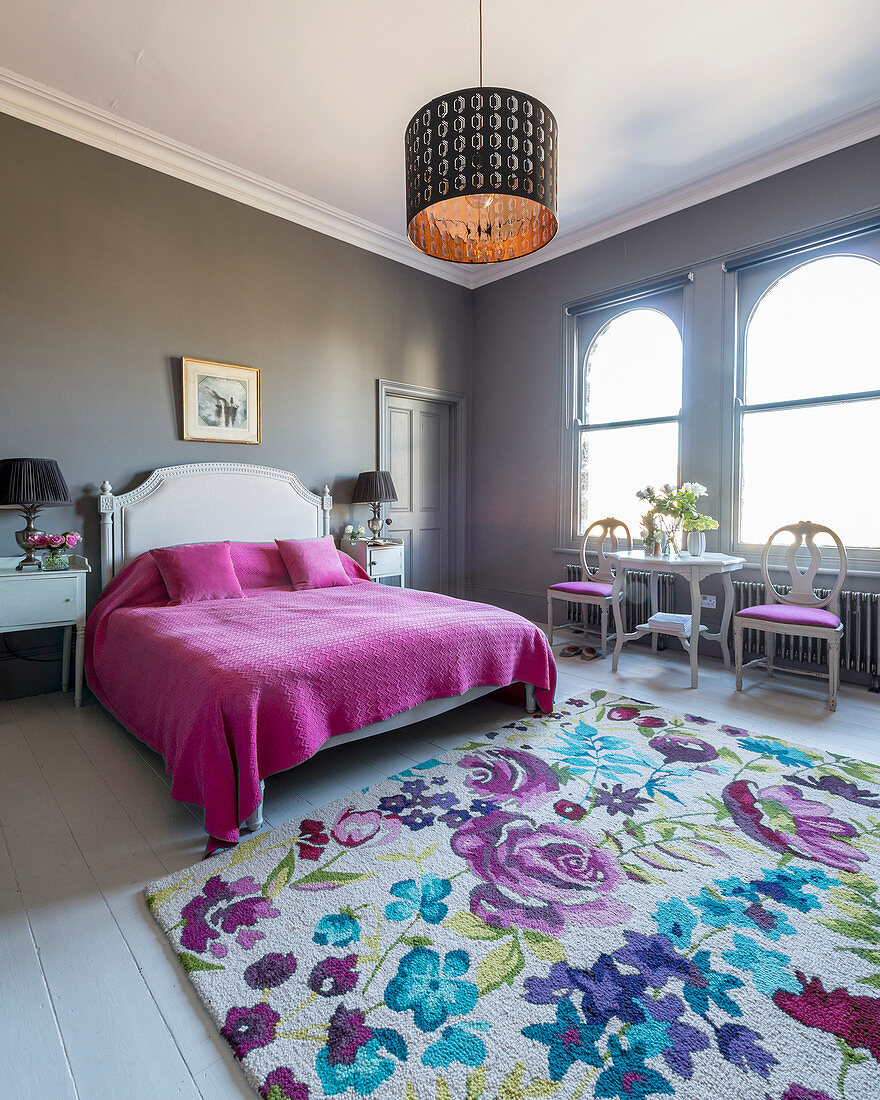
top-left (384, 395), bottom-right (452, 593)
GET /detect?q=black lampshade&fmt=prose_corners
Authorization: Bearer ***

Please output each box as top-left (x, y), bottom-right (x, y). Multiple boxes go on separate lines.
top-left (0, 458), bottom-right (72, 507)
top-left (405, 87), bottom-right (558, 264)
top-left (352, 470), bottom-right (398, 505)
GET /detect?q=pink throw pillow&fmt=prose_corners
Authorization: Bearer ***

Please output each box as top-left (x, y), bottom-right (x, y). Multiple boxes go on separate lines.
top-left (151, 542), bottom-right (244, 604)
top-left (276, 536), bottom-right (352, 590)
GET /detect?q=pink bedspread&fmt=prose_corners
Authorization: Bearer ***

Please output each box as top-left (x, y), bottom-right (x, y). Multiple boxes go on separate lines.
top-left (85, 545), bottom-right (555, 842)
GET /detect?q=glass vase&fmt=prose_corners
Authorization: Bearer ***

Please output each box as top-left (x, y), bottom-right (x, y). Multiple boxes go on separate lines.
top-left (43, 548), bottom-right (69, 571)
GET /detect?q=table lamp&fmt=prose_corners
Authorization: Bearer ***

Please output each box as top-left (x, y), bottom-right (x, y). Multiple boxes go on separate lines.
top-left (0, 457), bottom-right (73, 570)
top-left (351, 470), bottom-right (397, 545)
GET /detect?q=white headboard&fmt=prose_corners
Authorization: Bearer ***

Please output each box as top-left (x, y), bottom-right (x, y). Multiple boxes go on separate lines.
top-left (98, 462), bottom-right (332, 586)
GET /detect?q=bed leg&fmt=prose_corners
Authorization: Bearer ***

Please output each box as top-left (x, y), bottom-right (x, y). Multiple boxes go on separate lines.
top-left (524, 683), bottom-right (536, 714)
top-left (244, 781), bottom-right (265, 832)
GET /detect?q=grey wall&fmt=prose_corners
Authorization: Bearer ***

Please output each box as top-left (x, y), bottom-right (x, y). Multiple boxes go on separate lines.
top-left (469, 136), bottom-right (880, 625)
top-left (0, 113), bottom-right (472, 696)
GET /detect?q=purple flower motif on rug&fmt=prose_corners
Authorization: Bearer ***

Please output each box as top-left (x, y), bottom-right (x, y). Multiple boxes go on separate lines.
top-left (259, 1067), bottom-right (309, 1100)
top-left (221, 1002), bottom-right (280, 1058)
top-left (554, 798), bottom-right (587, 821)
top-left (244, 952), bottom-right (297, 990)
top-left (450, 810), bottom-right (631, 934)
top-left (783, 772), bottom-right (880, 807)
top-left (607, 706), bottom-right (640, 721)
top-left (649, 733), bottom-right (718, 764)
top-left (316, 1006), bottom-right (407, 1094)
top-left (780, 1086), bottom-right (835, 1100)
top-left (308, 955), bottom-right (359, 997)
top-left (180, 875), bottom-right (280, 953)
top-left (773, 972), bottom-right (880, 1060)
top-left (593, 783), bottom-right (652, 818)
top-left (659, 1018), bottom-right (711, 1079)
top-left (331, 808), bottom-right (401, 847)
top-left (572, 956), bottom-right (648, 1026)
top-left (722, 780), bottom-right (868, 872)
top-left (326, 1004), bottom-right (373, 1064)
top-left (715, 1023), bottom-right (777, 1077)
top-left (399, 809), bottom-right (435, 831)
top-left (523, 961), bottom-right (582, 1006)
top-left (457, 747), bottom-right (559, 808)
top-left (612, 932), bottom-right (699, 987)
top-left (634, 716), bottom-right (666, 728)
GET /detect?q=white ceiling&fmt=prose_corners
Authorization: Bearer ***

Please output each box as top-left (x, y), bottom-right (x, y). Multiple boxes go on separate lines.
top-left (1, 0), bottom-right (880, 287)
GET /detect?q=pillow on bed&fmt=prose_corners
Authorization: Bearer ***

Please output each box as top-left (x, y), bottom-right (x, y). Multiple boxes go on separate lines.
top-left (151, 542), bottom-right (245, 604)
top-left (276, 536), bottom-right (352, 590)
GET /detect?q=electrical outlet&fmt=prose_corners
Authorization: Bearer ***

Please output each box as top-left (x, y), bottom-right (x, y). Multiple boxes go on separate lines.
top-left (701, 595), bottom-right (716, 609)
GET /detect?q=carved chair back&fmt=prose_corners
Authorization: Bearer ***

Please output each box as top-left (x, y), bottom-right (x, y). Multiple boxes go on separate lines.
top-left (580, 518), bottom-right (632, 584)
top-left (761, 521), bottom-right (847, 615)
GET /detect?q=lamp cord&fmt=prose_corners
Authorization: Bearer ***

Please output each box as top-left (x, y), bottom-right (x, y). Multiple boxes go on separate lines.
top-left (479, 0), bottom-right (483, 85)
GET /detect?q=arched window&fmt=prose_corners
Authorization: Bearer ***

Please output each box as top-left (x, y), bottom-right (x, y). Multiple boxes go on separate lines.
top-left (737, 255), bottom-right (880, 548)
top-left (577, 304), bottom-right (682, 535)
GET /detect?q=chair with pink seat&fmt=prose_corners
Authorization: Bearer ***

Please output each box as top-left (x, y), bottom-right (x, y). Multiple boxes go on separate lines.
top-left (734, 521), bottom-right (847, 711)
top-left (547, 518), bottom-right (632, 656)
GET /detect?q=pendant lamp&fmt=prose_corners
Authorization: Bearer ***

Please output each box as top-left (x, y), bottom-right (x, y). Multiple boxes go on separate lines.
top-left (405, 1), bottom-right (558, 264)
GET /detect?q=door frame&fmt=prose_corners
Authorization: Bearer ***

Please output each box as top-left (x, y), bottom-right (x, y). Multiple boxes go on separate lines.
top-left (378, 379), bottom-right (468, 597)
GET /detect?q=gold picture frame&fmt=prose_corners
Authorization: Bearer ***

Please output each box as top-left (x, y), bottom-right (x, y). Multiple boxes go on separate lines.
top-left (182, 357), bottom-right (261, 444)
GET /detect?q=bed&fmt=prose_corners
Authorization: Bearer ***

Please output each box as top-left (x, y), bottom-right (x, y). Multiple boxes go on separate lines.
top-left (86, 462), bottom-right (555, 847)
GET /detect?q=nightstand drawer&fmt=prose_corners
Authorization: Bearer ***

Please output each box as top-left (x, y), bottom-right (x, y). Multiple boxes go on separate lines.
top-left (366, 544), bottom-right (403, 577)
top-left (0, 575), bottom-right (80, 627)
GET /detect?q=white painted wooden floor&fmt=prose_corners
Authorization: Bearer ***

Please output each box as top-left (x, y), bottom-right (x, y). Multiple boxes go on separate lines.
top-left (2, 644), bottom-right (878, 1099)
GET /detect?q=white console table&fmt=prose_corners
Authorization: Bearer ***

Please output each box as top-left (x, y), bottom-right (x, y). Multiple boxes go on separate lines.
top-left (607, 549), bottom-right (745, 689)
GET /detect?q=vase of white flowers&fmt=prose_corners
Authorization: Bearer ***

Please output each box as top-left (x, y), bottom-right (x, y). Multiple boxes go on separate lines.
top-left (637, 483), bottom-right (716, 557)
top-left (343, 524), bottom-right (366, 546)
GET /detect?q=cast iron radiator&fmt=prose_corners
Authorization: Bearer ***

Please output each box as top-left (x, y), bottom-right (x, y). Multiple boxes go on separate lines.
top-left (563, 564), bottom-right (675, 633)
top-left (730, 580), bottom-right (880, 693)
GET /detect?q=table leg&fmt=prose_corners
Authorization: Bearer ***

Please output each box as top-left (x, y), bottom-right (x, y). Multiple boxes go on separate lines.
top-left (611, 569), bottom-right (626, 672)
top-left (718, 572), bottom-right (735, 670)
top-left (74, 621), bottom-right (85, 707)
top-left (61, 625), bottom-right (72, 693)
top-left (649, 571), bottom-right (659, 653)
top-left (688, 574), bottom-right (702, 689)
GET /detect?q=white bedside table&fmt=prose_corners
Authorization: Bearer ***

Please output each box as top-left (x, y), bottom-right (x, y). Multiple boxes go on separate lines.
top-left (341, 539), bottom-right (405, 586)
top-left (0, 554), bottom-right (91, 705)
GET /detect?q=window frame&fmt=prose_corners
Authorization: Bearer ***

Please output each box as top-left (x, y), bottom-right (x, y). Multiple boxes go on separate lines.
top-left (557, 273), bottom-right (691, 552)
top-left (731, 237), bottom-right (880, 570)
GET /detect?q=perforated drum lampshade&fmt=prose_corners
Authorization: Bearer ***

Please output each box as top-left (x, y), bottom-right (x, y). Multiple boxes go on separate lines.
top-left (405, 87), bottom-right (558, 264)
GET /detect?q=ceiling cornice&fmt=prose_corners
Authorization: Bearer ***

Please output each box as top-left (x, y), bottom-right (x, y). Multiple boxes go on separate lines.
top-left (0, 65), bottom-right (473, 288)
top-left (1, 65), bottom-right (879, 293)
top-left (466, 101), bottom-right (880, 288)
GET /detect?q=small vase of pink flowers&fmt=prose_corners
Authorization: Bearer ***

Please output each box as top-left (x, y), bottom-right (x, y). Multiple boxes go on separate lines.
top-left (28, 531), bottom-right (82, 570)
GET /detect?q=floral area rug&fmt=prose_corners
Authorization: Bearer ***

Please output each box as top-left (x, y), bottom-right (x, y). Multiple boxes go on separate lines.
top-left (146, 691), bottom-right (880, 1099)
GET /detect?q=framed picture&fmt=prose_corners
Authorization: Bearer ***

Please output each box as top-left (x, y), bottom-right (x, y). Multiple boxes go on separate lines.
top-left (182, 357), bottom-right (261, 444)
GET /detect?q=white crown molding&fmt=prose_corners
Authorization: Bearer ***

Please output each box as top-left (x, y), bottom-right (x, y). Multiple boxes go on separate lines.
top-left (1, 65), bottom-right (879, 293)
top-left (465, 102), bottom-right (880, 288)
top-left (0, 65), bottom-right (473, 288)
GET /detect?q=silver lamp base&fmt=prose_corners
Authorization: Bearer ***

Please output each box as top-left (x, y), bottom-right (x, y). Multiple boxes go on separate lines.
top-left (14, 505), bottom-right (45, 570)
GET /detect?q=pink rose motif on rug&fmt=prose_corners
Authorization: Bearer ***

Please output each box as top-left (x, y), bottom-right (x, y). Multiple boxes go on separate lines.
top-left (147, 692), bottom-right (880, 1098)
